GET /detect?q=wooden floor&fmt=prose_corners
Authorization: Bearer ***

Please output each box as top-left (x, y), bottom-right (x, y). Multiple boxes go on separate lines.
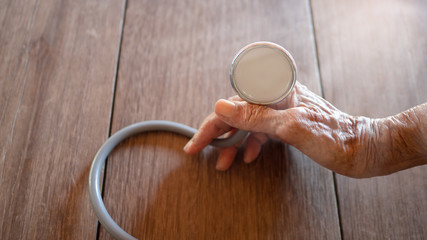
top-left (0, 0), bottom-right (426, 239)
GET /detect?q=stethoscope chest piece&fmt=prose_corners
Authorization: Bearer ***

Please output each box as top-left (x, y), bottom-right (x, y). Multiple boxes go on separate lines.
top-left (230, 41), bottom-right (297, 105)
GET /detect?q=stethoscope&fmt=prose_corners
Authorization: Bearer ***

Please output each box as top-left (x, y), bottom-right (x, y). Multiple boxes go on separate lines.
top-left (89, 41), bottom-right (297, 240)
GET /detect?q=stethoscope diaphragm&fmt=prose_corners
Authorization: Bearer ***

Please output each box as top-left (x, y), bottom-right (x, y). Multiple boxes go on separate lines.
top-left (230, 41), bottom-right (297, 105)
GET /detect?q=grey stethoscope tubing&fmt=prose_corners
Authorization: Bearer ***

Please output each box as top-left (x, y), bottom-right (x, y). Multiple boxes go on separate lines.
top-left (89, 41), bottom-right (296, 240)
top-left (89, 121), bottom-right (248, 240)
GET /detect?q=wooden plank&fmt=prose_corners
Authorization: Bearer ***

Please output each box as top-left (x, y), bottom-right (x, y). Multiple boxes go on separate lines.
top-left (100, 0), bottom-right (341, 239)
top-left (311, 0), bottom-right (427, 238)
top-left (0, 0), bottom-right (124, 239)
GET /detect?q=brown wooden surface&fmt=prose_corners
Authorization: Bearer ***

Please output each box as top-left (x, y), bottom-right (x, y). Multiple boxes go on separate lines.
top-left (0, 0), bottom-right (125, 239)
top-left (99, 0), bottom-right (340, 239)
top-left (1, 0), bottom-right (426, 239)
top-left (311, 0), bottom-right (427, 239)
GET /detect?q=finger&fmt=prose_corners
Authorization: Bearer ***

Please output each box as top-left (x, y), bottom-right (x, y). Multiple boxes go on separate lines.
top-left (216, 146), bottom-right (239, 171)
top-left (294, 82), bottom-right (339, 112)
top-left (214, 99), bottom-right (281, 135)
top-left (184, 113), bottom-right (232, 154)
top-left (243, 133), bottom-right (268, 163)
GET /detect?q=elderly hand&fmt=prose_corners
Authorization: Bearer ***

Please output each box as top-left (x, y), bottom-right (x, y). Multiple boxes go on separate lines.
top-left (184, 81), bottom-right (427, 178)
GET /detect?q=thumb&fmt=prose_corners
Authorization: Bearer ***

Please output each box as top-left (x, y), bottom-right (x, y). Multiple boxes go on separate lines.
top-left (214, 99), bottom-right (281, 136)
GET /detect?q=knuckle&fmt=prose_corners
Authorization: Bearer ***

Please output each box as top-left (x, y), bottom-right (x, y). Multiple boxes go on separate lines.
top-left (242, 105), bottom-right (264, 128)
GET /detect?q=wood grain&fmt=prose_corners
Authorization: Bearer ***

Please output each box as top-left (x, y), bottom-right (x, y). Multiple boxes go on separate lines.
top-left (0, 0), bottom-right (124, 239)
top-left (100, 0), bottom-right (340, 239)
top-left (311, 0), bottom-right (427, 238)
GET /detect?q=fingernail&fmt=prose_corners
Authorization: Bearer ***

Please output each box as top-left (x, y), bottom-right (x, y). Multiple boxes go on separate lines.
top-left (215, 99), bottom-right (236, 117)
top-left (243, 154), bottom-right (251, 163)
top-left (216, 153), bottom-right (225, 170)
top-left (216, 161), bottom-right (226, 171)
top-left (183, 140), bottom-right (192, 152)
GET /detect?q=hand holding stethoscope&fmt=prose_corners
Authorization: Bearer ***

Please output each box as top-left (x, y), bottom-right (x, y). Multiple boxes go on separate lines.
top-left (90, 41), bottom-right (427, 239)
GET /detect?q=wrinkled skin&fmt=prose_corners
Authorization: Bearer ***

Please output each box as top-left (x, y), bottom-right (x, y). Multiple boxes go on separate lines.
top-left (184, 82), bottom-right (427, 178)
